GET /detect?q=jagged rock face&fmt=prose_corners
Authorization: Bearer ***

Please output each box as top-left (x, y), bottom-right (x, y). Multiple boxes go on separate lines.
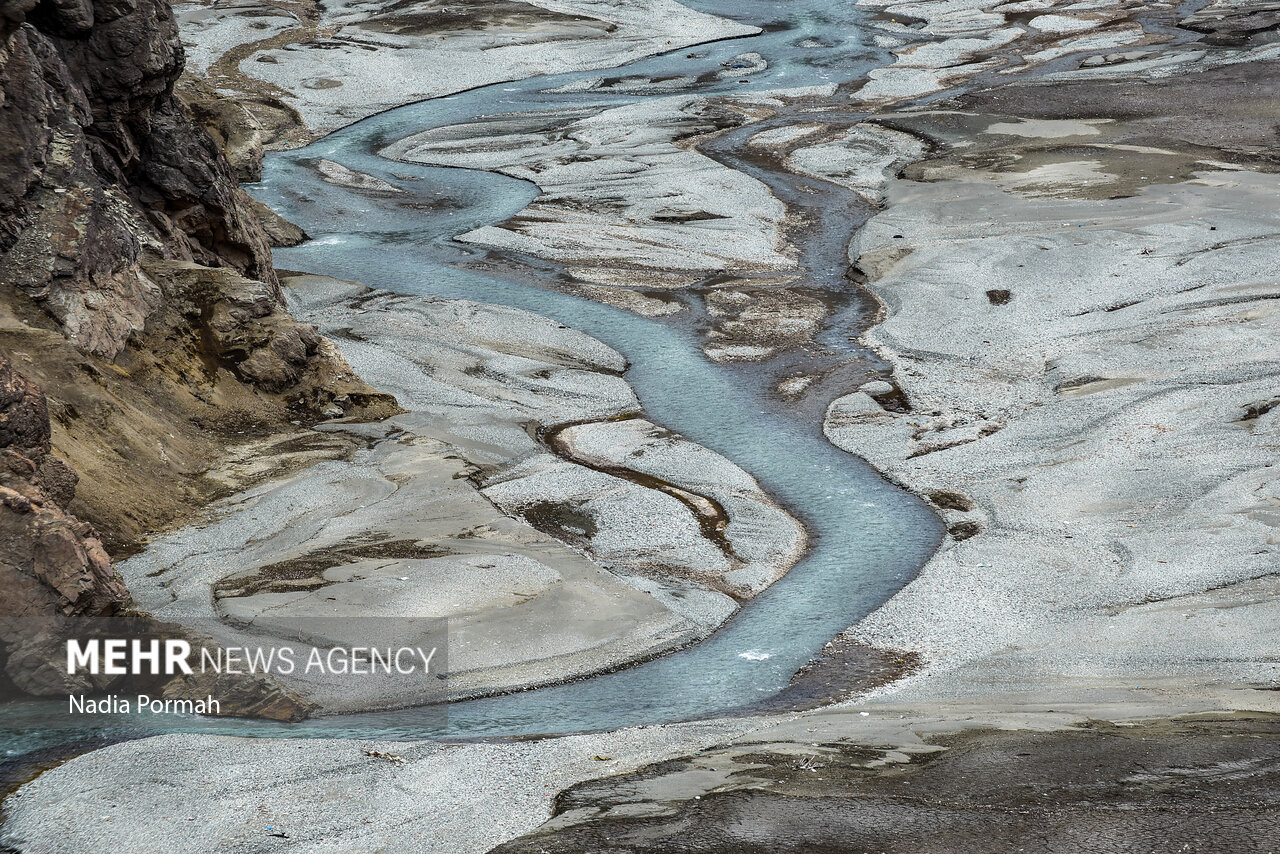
top-left (177, 74), bottom-right (271, 183)
top-left (0, 0), bottom-right (398, 553)
top-left (0, 0), bottom-right (276, 359)
top-left (143, 258), bottom-right (323, 391)
top-left (0, 0), bottom-right (393, 717)
top-left (0, 355), bottom-right (129, 672)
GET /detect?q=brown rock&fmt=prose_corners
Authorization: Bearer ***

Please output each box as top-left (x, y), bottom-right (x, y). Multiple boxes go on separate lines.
top-left (0, 0), bottom-right (390, 721)
top-left (0, 0), bottom-right (278, 359)
top-left (0, 356), bottom-right (131, 690)
top-left (0, 355), bottom-right (52, 452)
top-left (249, 197), bottom-right (310, 247)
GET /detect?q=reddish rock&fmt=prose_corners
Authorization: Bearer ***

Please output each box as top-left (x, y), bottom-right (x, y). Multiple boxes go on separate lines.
top-left (0, 355), bottom-right (130, 689)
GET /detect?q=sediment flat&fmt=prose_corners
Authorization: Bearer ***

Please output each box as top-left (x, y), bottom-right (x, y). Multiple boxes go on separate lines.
top-left (175, 0), bottom-right (760, 142)
top-left (116, 273), bottom-right (805, 712)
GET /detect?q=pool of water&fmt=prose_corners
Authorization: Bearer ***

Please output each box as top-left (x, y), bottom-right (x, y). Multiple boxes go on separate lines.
top-left (2, 0), bottom-right (941, 751)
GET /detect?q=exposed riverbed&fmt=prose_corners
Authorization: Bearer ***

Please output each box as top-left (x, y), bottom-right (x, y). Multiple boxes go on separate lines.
top-left (9, 1), bottom-right (1280, 852)
top-left (1, 0), bottom-right (942, 752)
top-left (252, 0), bottom-right (945, 736)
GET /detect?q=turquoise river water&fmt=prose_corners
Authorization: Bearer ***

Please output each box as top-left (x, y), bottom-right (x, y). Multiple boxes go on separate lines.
top-left (2, 0), bottom-right (942, 758)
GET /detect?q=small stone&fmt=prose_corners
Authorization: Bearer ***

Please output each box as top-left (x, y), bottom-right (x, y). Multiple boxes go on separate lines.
top-left (859, 380), bottom-right (895, 396)
top-left (825, 392), bottom-right (889, 427)
top-left (321, 404), bottom-right (344, 419)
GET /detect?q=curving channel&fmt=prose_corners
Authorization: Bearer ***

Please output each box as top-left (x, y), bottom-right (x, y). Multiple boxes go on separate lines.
top-left (1, 0), bottom-right (942, 750)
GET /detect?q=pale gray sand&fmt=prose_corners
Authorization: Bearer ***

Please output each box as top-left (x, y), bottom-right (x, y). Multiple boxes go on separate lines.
top-left (112, 276), bottom-right (803, 712)
top-left (383, 96), bottom-right (796, 289)
top-left (177, 0), bottom-right (759, 139)
top-left (0, 719), bottom-right (755, 854)
top-left (822, 144), bottom-right (1280, 707)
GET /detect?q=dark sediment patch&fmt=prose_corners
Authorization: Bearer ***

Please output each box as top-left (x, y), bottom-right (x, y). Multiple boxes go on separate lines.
top-left (493, 715), bottom-right (1280, 853)
top-left (517, 501), bottom-right (599, 547)
top-left (949, 60), bottom-right (1280, 167)
top-left (870, 57), bottom-right (1280, 206)
top-left (536, 417), bottom-right (747, 580)
top-left (925, 489), bottom-right (976, 512)
top-left (745, 638), bottom-right (919, 713)
top-left (1180, 2), bottom-right (1280, 47)
top-left (211, 535), bottom-right (455, 598)
top-left (356, 0), bottom-right (612, 37)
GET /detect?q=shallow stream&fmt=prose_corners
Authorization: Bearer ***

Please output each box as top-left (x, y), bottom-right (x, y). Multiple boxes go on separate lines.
top-left (3, 0), bottom-right (942, 754)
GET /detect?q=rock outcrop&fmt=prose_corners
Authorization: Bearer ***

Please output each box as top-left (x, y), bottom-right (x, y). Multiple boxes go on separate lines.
top-left (0, 0), bottom-right (275, 359)
top-left (0, 0), bottom-right (396, 711)
top-left (0, 354), bottom-right (126, 631)
top-left (0, 0), bottom-right (397, 542)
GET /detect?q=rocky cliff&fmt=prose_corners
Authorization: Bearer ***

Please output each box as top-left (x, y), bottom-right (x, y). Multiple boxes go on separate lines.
top-left (0, 354), bottom-right (126, 633)
top-left (0, 0), bottom-right (397, 710)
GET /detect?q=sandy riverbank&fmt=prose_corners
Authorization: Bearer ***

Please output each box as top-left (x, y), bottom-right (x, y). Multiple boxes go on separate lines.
top-left (174, 0), bottom-right (759, 150)
top-left (109, 272), bottom-right (804, 713)
top-left (824, 102), bottom-right (1280, 710)
top-left (5, 701), bottom-right (1275, 852)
